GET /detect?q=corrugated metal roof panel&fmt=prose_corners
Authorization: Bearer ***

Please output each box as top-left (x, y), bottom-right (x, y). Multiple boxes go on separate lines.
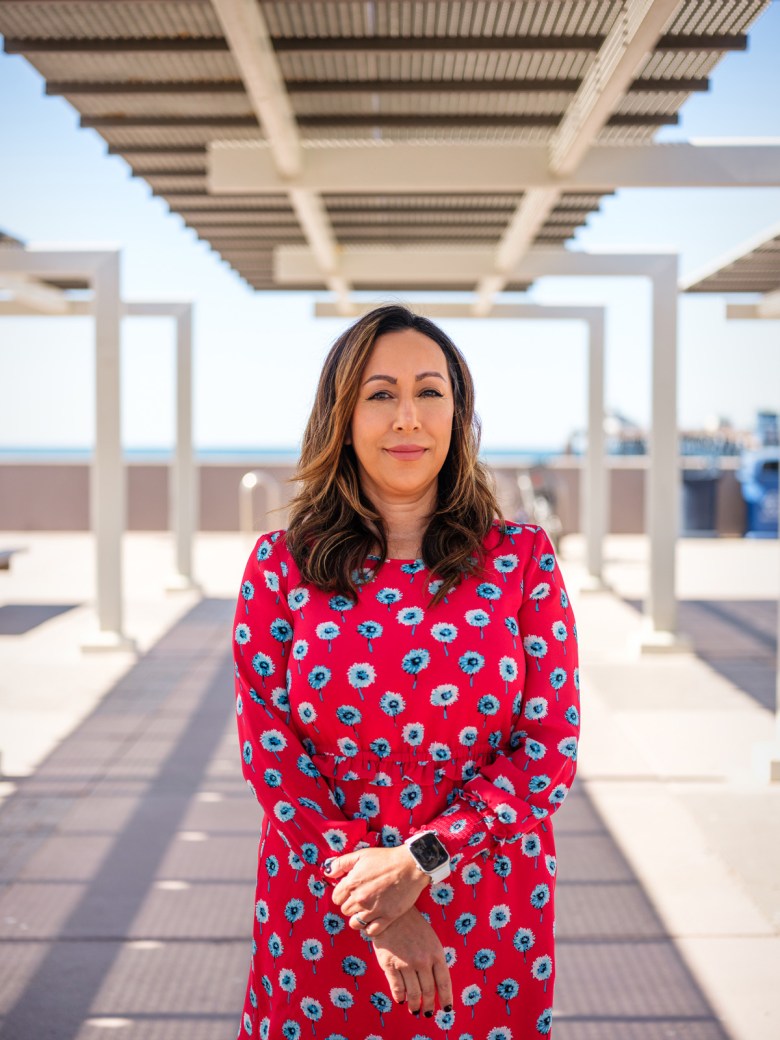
top-left (18, 51), bottom-right (241, 83)
top-left (97, 125), bottom-right (262, 149)
top-left (276, 49), bottom-right (594, 83)
top-left (638, 49), bottom-right (738, 81)
top-left (596, 123), bottom-right (658, 144)
top-left (299, 124), bottom-right (557, 143)
top-left (0, 0), bottom-right (769, 294)
top-left (292, 91), bottom-right (571, 117)
top-left (686, 234), bottom-right (780, 294)
top-left (155, 193), bottom-right (291, 211)
top-left (323, 194), bottom-right (523, 209)
top-left (263, 1), bottom-right (620, 40)
top-left (614, 93), bottom-right (688, 118)
top-left (65, 93), bottom-right (253, 119)
top-left (0, 1), bottom-right (221, 39)
top-left (328, 211), bottom-right (514, 226)
top-left (144, 175), bottom-right (210, 193)
top-left (123, 152), bottom-right (207, 174)
top-left (666, 0), bottom-right (768, 35)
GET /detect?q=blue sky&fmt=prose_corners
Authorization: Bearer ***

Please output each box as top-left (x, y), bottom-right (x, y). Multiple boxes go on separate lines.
top-left (1, 9), bottom-right (780, 453)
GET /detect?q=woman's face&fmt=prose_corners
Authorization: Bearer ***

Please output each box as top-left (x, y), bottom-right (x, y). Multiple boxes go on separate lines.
top-left (348, 327), bottom-right (456, 506)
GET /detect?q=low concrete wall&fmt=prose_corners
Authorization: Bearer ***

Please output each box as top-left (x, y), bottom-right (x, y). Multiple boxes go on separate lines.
top-left (0, 457), bottom-right (746, 536)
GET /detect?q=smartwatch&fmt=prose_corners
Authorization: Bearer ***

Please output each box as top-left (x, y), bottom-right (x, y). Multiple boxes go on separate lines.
top-left (404, 830), bottom-right (451, 883)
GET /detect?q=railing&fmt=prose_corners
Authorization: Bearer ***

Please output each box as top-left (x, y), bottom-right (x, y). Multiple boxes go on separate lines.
top-left (239, 470), bottom-right (283, 537)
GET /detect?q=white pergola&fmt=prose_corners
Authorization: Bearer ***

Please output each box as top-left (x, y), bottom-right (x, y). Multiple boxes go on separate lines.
top-left (3, 0), bottom-right (779, 658)
top-left (684, 224), bottom-right (780, 780)
top-left (317, 300), bottom-right (608, 590)
top-left (0, 245), bottom-right (199, 652)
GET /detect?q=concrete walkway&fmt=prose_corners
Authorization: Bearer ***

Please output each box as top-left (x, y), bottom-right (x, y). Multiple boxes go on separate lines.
top-left (0, 531), bottom-right (777, 1038)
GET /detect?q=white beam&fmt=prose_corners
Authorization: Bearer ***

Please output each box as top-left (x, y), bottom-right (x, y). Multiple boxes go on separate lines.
top-left (726, 297), bottom-right (780, 320)
top-left (474, 0), bottom-right (679, 316)
top-left (550, 0), bottom-right (680, 176)
top-left (209, 0), bottom-right (350, 311)
top-left (209, 141), bottom-right (780, 196)
top-left (0, 272), bottom-right (69, 314)
top-left (278, 246), bottom-right (496, 286)
top-left (317, 301), bottom-right (589, 321)
top-left (277, 245), bottom-right (678, 286)
top-left (473, 189), bottom-right (561, 316)
top-left (725, 303), bottom-right (762, 319)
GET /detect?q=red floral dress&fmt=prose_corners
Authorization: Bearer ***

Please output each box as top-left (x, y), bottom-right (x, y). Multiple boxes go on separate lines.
top-left (232, 521), bottom-right (580, 1040)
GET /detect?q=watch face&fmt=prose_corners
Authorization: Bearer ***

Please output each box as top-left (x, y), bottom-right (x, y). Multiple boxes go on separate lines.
top-left (410, 832), bottom-right (448, 871)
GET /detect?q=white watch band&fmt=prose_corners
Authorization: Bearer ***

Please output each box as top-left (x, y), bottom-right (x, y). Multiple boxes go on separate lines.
top-left (404, 831), bottom-right (451, 883)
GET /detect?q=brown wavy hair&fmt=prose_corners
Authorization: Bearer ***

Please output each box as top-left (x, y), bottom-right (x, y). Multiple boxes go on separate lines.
top-left (285, 304), bottom-right (501, 606)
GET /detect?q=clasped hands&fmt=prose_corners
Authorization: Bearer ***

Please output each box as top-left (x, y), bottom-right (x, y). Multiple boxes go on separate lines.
top-left (325, 845), bottom-right (453, 1016)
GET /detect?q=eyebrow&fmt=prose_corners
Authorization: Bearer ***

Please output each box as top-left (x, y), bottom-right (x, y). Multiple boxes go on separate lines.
top-left (362, 371), bottom-right (446, 386)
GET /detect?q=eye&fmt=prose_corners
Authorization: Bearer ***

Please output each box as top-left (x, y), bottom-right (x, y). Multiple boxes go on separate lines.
top-left (420, 388), bottom-right (444, 398)
top-left (367, 390), bottom-right (393, 400)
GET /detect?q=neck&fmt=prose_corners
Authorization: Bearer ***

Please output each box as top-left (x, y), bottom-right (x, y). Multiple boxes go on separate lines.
top-left (362, 482), bottom-right (437, 559)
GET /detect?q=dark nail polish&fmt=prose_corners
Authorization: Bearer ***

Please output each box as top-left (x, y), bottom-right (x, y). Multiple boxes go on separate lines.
top-left (412, 1010), bottom-right (420, 1016)
top-left (398, 999), bottom-right (405, 1005)
top-left (424, 1010), bottom-right (433, 1018)
top-left (444, 1004), bottom-right (453, 1012)
top-left (323, 859), bottom-right (333, 874)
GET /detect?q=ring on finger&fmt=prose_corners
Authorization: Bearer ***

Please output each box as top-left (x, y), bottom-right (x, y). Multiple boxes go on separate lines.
top-left (354, 913), bottom-right (370, 928)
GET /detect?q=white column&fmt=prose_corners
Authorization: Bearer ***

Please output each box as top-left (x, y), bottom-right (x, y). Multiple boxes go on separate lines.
top-left (82, 252), bottom-right (136, 652)
top-left (641, 258), bottom-right (684, 649)
top-left (167, 305), bottom-right (200, 591)
top-left (582, 311), bottom-right (607, 587)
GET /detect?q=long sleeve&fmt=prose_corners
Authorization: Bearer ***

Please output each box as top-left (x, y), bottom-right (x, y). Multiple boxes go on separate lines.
top-left (409, 525), bottom-right (580, 865)
top-left (232, 533), bottom-right (376, 878)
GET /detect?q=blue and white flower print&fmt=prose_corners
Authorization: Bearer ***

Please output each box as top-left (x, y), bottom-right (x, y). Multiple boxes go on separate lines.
top-left (493, 554), bottom-right (519, 582)
top-left (431, 622), bottom-right (458, 654)
top-left (315, 621), bottom-right (340, 651)
top-left (356, 620), bottom-right (383, 653)
top-left (465, 608), bottom-right (491, 638)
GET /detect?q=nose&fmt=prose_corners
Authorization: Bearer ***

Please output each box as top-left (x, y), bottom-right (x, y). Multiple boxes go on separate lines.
top-left (393, 394), bottom-right (421, 431)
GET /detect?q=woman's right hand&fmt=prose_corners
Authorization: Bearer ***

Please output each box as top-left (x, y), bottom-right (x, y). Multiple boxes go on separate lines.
top-left (370, 905), bottom-right (453, 1018)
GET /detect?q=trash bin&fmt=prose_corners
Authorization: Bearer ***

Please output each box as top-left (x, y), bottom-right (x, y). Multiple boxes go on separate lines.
top-left (738, 450), bottom-right (779, 538)
top-left (680, 468), bottom-right (719, 536)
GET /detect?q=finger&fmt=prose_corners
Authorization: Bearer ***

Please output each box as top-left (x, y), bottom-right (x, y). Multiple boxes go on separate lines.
top-left (325, 852), bottom-right (356, 880)
top-left (348, 913), bottom-right (367, 932)
top-left (432, 959), bottom-right (454, 1013)
top-left (418, 968), bottom-right (436, 1017)
top-left (362, 915), bottom-right (388, 939)
top-left (331, 876), bottom-right (356, 906)
top-left (381, 965), bottom-right (406, 1006)
top-left (401, 969), bottom-right (422, 1014)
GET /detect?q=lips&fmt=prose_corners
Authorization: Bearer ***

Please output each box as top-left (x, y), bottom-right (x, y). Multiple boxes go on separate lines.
top-left (386, 446), bottom-right (427, 460)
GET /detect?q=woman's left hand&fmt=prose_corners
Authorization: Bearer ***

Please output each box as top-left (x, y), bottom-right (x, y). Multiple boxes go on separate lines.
top-left (326, 846), bottom-right (429, 937)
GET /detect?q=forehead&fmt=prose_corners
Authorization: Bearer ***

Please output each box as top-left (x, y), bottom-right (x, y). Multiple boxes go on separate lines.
top-left (364, 327), bottom-right (451, 379)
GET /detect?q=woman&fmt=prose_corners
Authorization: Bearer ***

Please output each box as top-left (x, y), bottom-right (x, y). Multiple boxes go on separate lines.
top-left (232, 305), bottom-right (580, 1039)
